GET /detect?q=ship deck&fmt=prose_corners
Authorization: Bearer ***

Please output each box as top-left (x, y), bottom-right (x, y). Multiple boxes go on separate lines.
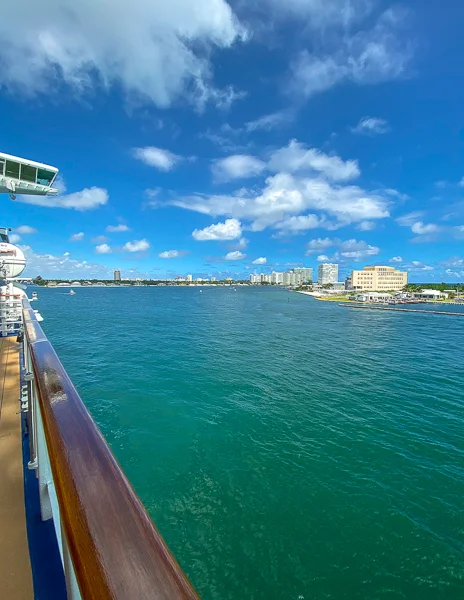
top-left (0, 336), bottom-right (33, 599)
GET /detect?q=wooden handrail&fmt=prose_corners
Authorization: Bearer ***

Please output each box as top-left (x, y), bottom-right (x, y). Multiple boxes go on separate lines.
top-left (22, 299), bottom-right (199, 600)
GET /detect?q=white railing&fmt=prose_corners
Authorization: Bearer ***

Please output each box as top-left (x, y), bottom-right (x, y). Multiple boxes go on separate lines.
top-left (0, 291), bottom-right (22, 337)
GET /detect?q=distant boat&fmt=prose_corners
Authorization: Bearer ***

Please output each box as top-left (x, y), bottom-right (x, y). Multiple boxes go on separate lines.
top-left (30, 292), bottom-right (38, 302)
top-left (69, 289), bottom-right (76, 295)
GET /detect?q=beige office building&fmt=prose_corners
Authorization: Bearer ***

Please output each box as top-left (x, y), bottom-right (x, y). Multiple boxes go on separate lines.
top-left (351, 266), bottom-right (408, 291)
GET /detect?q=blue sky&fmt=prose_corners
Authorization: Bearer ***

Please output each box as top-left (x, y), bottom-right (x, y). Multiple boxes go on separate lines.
top-left (1, 0), bottom-right (464, 282)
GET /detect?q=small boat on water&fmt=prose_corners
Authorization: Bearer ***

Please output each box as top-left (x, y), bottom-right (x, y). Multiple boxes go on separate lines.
top-left (30, 292), bottom-right (38, 302)
top-left (69, 289), bottom-right (76, 295)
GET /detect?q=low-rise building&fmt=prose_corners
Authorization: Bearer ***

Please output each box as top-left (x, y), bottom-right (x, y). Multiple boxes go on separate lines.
top-left (413, 289), bottom-right (448, 300)
top-left (353, 292), bottom-right (393, 302)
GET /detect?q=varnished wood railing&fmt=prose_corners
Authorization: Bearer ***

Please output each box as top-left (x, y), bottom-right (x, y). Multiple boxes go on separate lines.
top-left (22, 299), bottom-right (199, 600)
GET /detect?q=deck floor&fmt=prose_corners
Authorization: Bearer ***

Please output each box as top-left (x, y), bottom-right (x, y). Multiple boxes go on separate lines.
top-left (0, 336), bottom-right (33, 599)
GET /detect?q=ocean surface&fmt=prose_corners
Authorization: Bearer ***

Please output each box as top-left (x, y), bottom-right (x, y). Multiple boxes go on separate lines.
top-left (37, 286), bottom-right (464, 600)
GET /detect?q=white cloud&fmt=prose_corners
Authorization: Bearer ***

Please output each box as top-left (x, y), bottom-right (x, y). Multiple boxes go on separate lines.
top-left (15, 225), bottom-right (37, 234)
top-left (123, 239), bottom-right (150, 252)
top-left (0, 0), bottom-right (246, 110)
top-left (210, 140), bottom-right (359, 187)
top-left (9, 233), bottom-right (21, 243)
top-left (106, 224), bottom-right (130, 232)
top-left (17, 188), bottom-right (108, 210)
top-left (389, 256), bottom-right (403, 263)
top-left (306, 237), bottom-right (334, 254)
top-left (192, 218), bottom-right (242, 241)
top-left (396, 211), bottom-right (425, 226)
top-left (439, 257), bottom-right (464, 279)
top-left (175, 170), bottom-right (390, 232)
top-left (351, 117), bottom-right (389, 135)
top-left (268, 140), bottom-right (359, 181)
top-left (20, 245), bottom-right (112, 279)
top-left (92, 235), bottom-right (109, 244)
top-left (245, 109), bottom-right (293, 132)
top-left (290, 9), bottom-right (411, 99)
top-left (459, 177), bottom-right (464, 187)
top-left (317, 255), bottom-right (329, 261)
top-left (407, 260), bottom-right (434, 272)
top-left (235, 237), bottom-right (248, 249)
top-left (252, 257), bottom-right (267, 265)
top-left (384, 188), bottom-right (409, 201)
top-left (70, 232), bottom-right (85, 241)
top-left (54, 176), bottom-right (67, 194)
top-left (356, 220), bottom-right (376, 231)
top-left (274, 214), bottom-right (325, 235)
top-left (224, 251), bottom-right (245, 260)
top-left (411, 221), bottom-right (439, 235)
top-left (261, 0), bottom-right (372, 27)
top-left (133, 147), bottom-right (181, 171)
top-left (212, 155), bottom-right (266, 182)
top-left (158, 250), bottom-right (182, 258)
top-left (95, 243), bottom-right (111, 254)
top-left (307, 237), bottom-right (379, 260)
top-left (338, 239), bottom-right (379, 259)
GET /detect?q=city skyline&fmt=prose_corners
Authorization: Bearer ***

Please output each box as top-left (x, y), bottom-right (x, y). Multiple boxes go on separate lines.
top-left (2, 2), bottom-right (464, 282)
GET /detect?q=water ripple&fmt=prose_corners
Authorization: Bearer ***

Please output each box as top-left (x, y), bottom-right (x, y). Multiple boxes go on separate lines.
top-left (38, 287), bottom-right (464, 600)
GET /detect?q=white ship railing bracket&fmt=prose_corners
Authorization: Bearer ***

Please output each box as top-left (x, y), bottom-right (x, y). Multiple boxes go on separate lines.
top-left (21, 298), bottom-right (199, 600)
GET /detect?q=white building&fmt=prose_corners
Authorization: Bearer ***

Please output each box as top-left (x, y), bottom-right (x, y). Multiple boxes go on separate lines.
top-left (271, 271), bottom-right (284, 285)
top-left (413, 289), bottom-right (448, 300)
top-left (318, 263), bottom-right (338, 284)
top-left (186, 274), bottom-right (193, 282)
top-left (354, 292), bottom-right (393, 302)
top-left (289, 272), bottom-right (299, 286)
top-left (292, 267), bottom-right (313, 282)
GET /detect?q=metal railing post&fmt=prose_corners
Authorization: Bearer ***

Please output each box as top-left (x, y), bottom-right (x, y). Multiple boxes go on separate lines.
top-left (35, 394), bottom-right (53, 521)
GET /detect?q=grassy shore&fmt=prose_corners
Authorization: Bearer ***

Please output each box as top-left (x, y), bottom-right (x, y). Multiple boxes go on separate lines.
top-left (295, 292), bottom-right (353, 302)
top-left (314, 296), bottom-right (353, 302)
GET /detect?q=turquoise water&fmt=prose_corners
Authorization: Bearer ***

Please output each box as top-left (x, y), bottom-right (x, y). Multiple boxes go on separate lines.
top-left (37, 287), bottom-right (464, 599)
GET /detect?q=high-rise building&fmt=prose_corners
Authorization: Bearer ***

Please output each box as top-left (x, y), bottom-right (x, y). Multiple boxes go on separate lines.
top-left (318, 263), bottom-right (338, 284)
top-left (282, 272), bottom-right (291, 286)
top-left (271, 271), bottom-right (284, 285)
top-left (292, 267), bottom-right (313, 282)
top-left (114, 269), bottom-right (121, 282)
top-left (186, 274), bottom-right (193, 282)
top-left (351, 266), bottom-right (408, 291)
top-left (211, 277), bottom-right (216, 282)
